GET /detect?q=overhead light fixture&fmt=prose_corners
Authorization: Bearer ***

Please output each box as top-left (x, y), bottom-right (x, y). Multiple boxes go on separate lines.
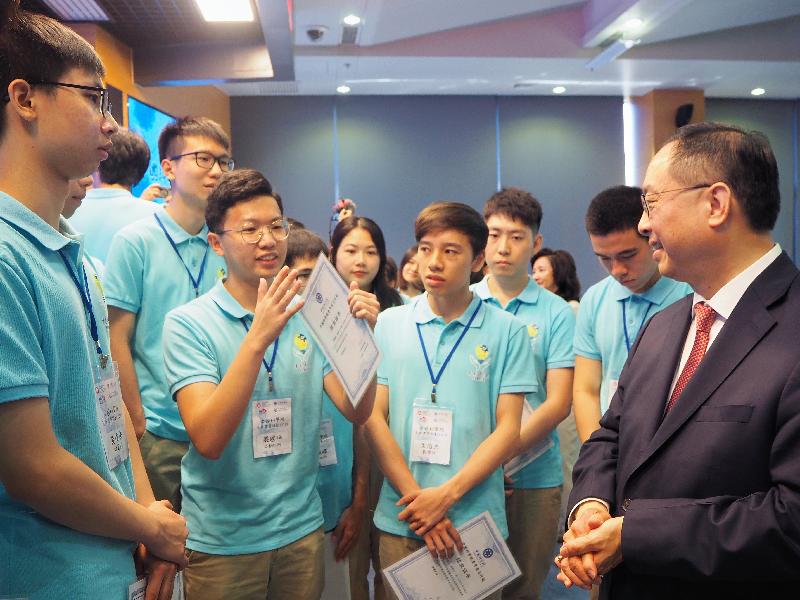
top-left (41, 0), bottom-right (109, 21)
top-left (337, 85), bottom-right (352, 94)
top-left (623, 18), bottom-right (644, 32)
top-left (195, 0), bottom-right (254, 22)
top-left (585, 38), bottom-right (640, 71)
top-left (552, 86), bottom-right (566, 94)
top-left (343, 14), bottom-right (362, 26)
top-left (751, 87), bottom-right (766, 96)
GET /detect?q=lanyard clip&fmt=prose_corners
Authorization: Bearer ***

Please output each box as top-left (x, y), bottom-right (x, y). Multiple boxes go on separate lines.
top-left (431, 384), bottom-right (437, 403)
top-left (268, 371), bottom-right (275, 393)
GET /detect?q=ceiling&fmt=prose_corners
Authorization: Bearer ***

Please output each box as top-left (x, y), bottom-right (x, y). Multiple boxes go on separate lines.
top-left (22, 0), bottom-right (800, 99)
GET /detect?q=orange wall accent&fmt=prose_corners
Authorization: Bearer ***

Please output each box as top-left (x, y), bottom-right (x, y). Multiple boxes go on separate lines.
top-left (69, 24), bottom-right (231, 137)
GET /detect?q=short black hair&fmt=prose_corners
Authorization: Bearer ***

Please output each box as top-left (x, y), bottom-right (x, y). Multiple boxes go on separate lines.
top-left (415, 202), bottom-right (489, 257)
top-left (98, 128), bottom-right (150, 188)
top-left (484, 187), bottom-right (543, 234)
top-left (205, 169), bottom-right (278, 233)
top-left (1, 2), bottom-right (104, 139)
top-left (287, 216), bottom-right (306, 230)
top-left (665, 122), bottom-right (779, 232)
top-left (286, 228), bottom-right (328, 266)
top-left (158, 116), bottom-right (231, 161)
top-left (532, 248), bottom-right (581, 302)
top-left (585, 185), bottom-right (644, 237)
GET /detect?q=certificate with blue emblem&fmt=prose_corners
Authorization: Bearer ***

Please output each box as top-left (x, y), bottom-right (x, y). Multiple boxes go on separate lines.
top-left (383, 512), bottom-right (521, 600)
top-left (300, 253), bottom-right (381, 408)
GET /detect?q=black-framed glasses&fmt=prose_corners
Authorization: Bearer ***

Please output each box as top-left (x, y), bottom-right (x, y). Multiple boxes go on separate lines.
top-left (640, 184), bottom-right (711, 216)
top-left (220, 219), bottom-right (291, 244)
top-left (169, 151), bottom-right (235, 172)
top-left (30, 81), bottom-right (112, 116)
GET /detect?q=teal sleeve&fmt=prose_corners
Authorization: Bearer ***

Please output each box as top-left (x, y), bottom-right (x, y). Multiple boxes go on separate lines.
top-left (0, 259), bottom-right (49, 402)
top-left (104, 233), bottom-right (144, 314)
top-left (499, 322), bottom-right (538, 395)
top-left (547, 303), bottom-right (577, 369)
top-left (162, 310), bottom-right (221, 397)
top-left (573, 288), bottom-right (601, 360)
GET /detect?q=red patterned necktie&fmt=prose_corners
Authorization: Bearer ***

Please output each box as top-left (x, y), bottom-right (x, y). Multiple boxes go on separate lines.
top-left (665, 302), bottom-right (717, 413)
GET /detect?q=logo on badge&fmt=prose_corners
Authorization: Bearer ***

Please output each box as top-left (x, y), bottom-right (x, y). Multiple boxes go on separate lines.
top-left (483, 548), bottom-right (494, 558)
top-left (468, 344), bottom-right (491, 382)
top-left (293, 333), bottom-right (312, 372)
top-left (315, 292), bottom-right (324, 303)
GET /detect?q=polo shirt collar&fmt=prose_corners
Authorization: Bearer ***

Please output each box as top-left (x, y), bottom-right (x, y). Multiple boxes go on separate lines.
top-left (611, 274), bottom-right (675, 305)
top-left (413, 292), bottom-right (485, 328)
top-left (209, 279), bottom-right (250, 320)
top-left (0, 192), bottom-right (75, 252)
top-left (155, 206), bottom-right (210, 245)
top-left (473, 275), bottom-right (542, 308)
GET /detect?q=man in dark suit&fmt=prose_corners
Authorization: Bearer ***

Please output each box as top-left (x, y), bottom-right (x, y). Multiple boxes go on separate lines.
top-left (555, 122), bottom-right (800, 599)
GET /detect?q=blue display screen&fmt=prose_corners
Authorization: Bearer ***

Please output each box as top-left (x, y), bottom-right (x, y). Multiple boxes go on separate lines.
top-left (127, 96), bottom-right (175, 198)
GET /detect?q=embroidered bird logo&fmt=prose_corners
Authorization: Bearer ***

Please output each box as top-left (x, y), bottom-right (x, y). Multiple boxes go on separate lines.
top-left (294, 333), bottom-right (309, 352)
top-left (528, 324), bottom-right (539, 338)
top-left (475, 344), bottom-right (490, 362)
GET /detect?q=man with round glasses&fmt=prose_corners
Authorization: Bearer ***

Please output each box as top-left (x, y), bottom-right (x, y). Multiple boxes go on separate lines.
top-left (105, 116), bottom-right (232, 514)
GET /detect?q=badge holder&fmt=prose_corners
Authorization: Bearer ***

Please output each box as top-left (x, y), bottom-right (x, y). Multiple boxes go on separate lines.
top-left (92, 359), bottom-right (130, 472)
top-left (409, 399), bottom-right (453, 466)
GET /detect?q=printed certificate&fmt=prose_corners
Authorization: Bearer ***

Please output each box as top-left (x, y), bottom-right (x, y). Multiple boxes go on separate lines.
top-left (300, 253), bottom-right (380, 407)
top-left (383, 512), bottom-right (521, 600)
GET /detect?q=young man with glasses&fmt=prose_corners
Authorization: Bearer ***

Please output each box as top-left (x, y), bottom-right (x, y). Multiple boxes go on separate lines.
top-left (105, 116), bottom-right (232, 513)
top-left (162, 168), bottom-right (377, 599)
top-left (572, 186), bottom-right (691, 443)
top-left (0, 4), bottom-right (187, 598)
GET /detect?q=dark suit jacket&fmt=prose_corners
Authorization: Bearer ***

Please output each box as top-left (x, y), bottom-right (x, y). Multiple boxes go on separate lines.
top-left (569, 252), bottom-right (800, 600)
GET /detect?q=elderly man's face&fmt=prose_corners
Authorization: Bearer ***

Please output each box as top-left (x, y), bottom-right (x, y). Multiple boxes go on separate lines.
top-left (638, 142), bottom-right (710, 283)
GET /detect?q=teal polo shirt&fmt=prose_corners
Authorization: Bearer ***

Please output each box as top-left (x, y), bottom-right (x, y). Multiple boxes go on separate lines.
top-left (574, 275), bottom-right (691, 414)
top-left (0, 193), bottom-right (136, 599)
top-left (163, 280), bottom-right (332, 554)
top-left (104, 207), bottom-right (226, 441)
top-left (317, 393), bottom-right (354, 532)
top-left (472, 277), bottom-right (576, 489)
top-left (372, 294), bottom-right (537, 539)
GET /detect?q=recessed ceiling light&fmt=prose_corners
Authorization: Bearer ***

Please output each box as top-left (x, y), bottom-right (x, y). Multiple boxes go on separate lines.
top-left (195, 0), bottom-right (254, 21)
top-left (337, 85), bottom-right (352, 94)
top-left (751, 87), bottom-right (766, 96)
top-left (552, 86), bottom-right (566, 94)
top-left (623, 18), bottom-right (644, 31)
top-left (343, 14), bottom-right (361, 26)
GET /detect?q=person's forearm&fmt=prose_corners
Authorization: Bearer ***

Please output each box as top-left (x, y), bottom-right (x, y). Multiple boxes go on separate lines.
top-left (364, 415), bottom-right (419, 497)
top-left (112, 337), bottom-right (146, 439)
top-left (573, 390), bottom-right (602, 443)
top-left (444, 415), bottom-right (519, 505)
top-left (180, 333), bottom-right (265, 459)
top-left (352, 425), bottom-right (372, 508)
top-left (352, 378), bottom-right (377, 425)
top-left (518, 400), bottom-right (568, 455)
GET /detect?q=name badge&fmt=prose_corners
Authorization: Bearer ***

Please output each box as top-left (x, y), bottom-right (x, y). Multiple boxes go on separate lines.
top-left (409, 403), bottom-right (453, 466)
top-left (252, 398), bottom-right (292, 458)
top-left (128, 578), bottom-right (146, 600)
top-left (94, 362), bottom-right (129, 471)
top-left (318, 418), bottom-right (338, 467)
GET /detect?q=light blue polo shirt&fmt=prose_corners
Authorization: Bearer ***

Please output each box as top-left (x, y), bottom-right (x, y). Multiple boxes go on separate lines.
top-left (163, 280), bottom-right (333, 554)
top-left (105, 207), bottom-right (225, 441)
top-left (0, 193), bottom-right (136, 599)
top-left (574, 275), bottom-right (691, 414)
top-left (317, 393), bottom-right (354, 532)
top-left (69, 187), bottom-right (158, 262)
top-left (472, 277), bottom-right (576, 489)
top-left (373, 294), bottom-right (537, 539)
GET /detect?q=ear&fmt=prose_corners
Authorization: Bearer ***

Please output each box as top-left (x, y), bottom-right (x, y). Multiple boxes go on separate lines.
top-left (208, 231), bottom-right (225, 257)
top-left (161, 156), bottom-right (175, 182)
top-left (471, 250), bottom-right (486, 272)
top-left (6, 79), bottom-right (38, 124)
top-left (532, 232), bottom-right (543, 254)
top-left (707, 182), bottom-right (732, 229)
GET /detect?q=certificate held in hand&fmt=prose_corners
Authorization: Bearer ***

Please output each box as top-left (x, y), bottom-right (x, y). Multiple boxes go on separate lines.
top-left (383, 512), bottom-right (521, 600)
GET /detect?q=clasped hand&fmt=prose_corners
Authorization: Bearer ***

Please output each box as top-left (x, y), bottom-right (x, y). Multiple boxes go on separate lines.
top-left (396, 485), bottom-right (464, 559)
top-left (555, 505), bottom-right (623, 589)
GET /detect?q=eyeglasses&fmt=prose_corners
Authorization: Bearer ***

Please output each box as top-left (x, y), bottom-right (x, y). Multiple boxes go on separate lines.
top-left (220, 219), bottom-right (291, 244)
top-left (31, 81), bottom-right (112, 116)
top-left (640, 184), bottom-right (711, 216)
top-left (169, 151), bottom-right (235, 172)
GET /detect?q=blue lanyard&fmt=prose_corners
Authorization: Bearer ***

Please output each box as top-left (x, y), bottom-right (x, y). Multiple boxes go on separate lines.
top-left (621, 299), bottom-right (652, 352)
top-left (416, 299), bottom-right (482, 403)
top-left (241, 318), bottom-right (279, 392)
top-left (59, 251), bottom-right (108, 369)
top-left (154, 214), bottom-right (210, 298)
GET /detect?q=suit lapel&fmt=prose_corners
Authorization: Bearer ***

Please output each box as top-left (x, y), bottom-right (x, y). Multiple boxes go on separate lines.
top-left (624, 253), bottom-right (797, 485)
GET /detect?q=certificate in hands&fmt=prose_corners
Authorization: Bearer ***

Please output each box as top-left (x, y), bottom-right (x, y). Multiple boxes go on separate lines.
top-left (383, 512), bottom-right (521, 600)
top-left (300, 253), bottom-right (381, 408)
